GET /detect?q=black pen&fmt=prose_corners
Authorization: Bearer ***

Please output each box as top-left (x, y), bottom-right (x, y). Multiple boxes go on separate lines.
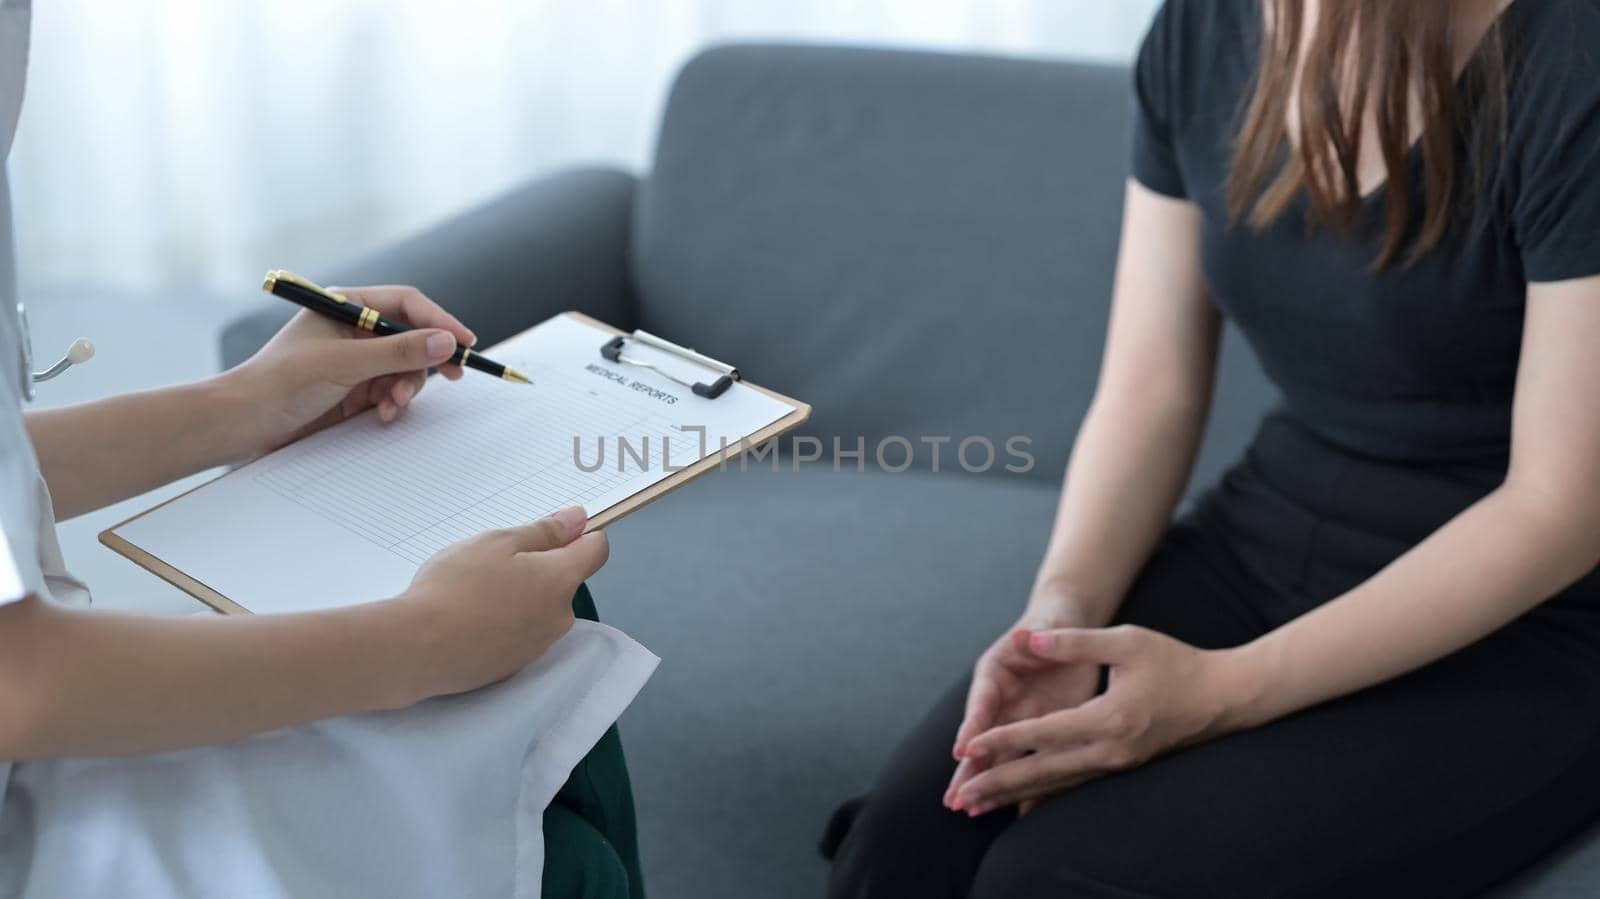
top-left (262, 270), bottom-right (530, 384)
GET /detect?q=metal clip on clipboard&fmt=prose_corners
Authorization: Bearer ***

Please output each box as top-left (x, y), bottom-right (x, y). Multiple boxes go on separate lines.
top-left (601, 330), bottom-right (741, 399)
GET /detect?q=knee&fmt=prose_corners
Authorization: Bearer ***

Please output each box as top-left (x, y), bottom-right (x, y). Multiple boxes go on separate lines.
top-left (824, 799), bottom-right (897, 899)
top-left (826, 793), bottom-right (1018, 899)
top-left (970, 867), bottom-right (1141, 899)
top-left (969, 831), bottom-right (1152, 899)
top-left (824, 798), bottom-right (941, 899)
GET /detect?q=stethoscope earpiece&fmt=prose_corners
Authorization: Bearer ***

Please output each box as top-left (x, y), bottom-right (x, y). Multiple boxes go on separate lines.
top-left (32, 337), bottom-right (95, 383)
top-left (15, 302), bottom-right (93, 402)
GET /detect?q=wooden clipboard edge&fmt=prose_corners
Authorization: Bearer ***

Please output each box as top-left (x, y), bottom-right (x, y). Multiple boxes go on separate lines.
top-left (100, 310), bottom-right (812, 615)
top-left (581, 401), bottom-right (812, 532)
top-left (99, 527), bottom-right (246, 615)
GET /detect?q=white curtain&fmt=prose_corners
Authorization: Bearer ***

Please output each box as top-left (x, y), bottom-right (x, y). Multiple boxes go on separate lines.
top-left (9, 0), bottom-right (1160, 298)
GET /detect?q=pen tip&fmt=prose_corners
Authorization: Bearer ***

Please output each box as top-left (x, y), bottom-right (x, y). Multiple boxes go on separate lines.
top-left (504, 368), bottom-right (532, 385)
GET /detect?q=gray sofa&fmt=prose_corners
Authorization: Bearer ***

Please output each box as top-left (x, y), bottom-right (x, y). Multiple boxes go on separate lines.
top-left (221, 43), bottom-right (1598, 899)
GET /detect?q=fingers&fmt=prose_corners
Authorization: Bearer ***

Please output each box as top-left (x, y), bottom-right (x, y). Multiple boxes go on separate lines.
top-left (953, 629), bottom-right (1038, 759)
top-left (390, 371), bottom-right (425, 408)
top-left (1024, 625), bottom-right (1143, 665)
top-left (343, 328), bottom-right (458, 382)
top-left (965, 701), bottom-right (1115, 761)
top-left (545, 531), bottom-right (611, 583)
top-left (339, 285), bottom-right (477, 349)
top-left (953, 677), bottom-right (1000, 759)
top-left (945, 748), bottom-right (1024, 813)
top-left (953, 746), bottom-right (1106, 815)
top-left (944, 757), bottom-right (982, 809)
top-left (334, 285), bottom-right (473, 383)
top-left (502, 507), bottom-right (610, 582)
top-left (1005, 627), bottom-right (1068, 671)
top-left (373, 371), bottom-right (426, 422)
top-left (502, 507), bottom-right (589, 553)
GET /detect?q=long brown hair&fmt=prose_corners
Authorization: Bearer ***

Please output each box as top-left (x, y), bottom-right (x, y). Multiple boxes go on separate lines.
top-left (1228, 1), bottom-right (1509, 269)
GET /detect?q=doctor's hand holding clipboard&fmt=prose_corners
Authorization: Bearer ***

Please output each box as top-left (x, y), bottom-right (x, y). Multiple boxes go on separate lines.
top-left (7, 282), bottom-right (607, 758)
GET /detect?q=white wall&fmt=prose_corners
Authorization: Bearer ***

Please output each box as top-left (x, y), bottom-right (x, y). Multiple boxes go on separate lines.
top-left (10, 0), bottom-right (1161, 299)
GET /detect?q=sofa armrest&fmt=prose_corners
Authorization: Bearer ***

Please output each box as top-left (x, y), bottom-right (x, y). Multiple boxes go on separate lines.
top-left (220, 165), bottom-right (639, 370)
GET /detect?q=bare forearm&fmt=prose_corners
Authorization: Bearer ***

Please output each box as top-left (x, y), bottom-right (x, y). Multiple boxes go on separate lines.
top-left (25, 374), bottom-right (259, 520)
top-left (1225, 486), bottom-right (1600, 729)
top-left (1032, 182), bottom-right (1219, 625)
top-left (1032, 388), bottom-right (1211, 623)
top-left (0, 597), bottom-right (428, 758)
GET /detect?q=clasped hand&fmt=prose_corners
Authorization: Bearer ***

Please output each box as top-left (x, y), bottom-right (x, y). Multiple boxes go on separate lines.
top-left (946, 623), bottom-right (1251, 817)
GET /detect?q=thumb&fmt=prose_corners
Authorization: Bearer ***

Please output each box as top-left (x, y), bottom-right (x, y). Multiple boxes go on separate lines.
top-left (340, 329), bottom-right (457, 380)
top-left (1025, 626), bottom-right (1139, 665)
top-left (504, 506), bottom-right (589, 553)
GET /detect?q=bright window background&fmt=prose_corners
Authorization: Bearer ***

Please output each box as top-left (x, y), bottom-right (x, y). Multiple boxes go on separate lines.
top-left (13, 0), bottom-right (1160, 613)
top-left (10, 0), bottom-right (1161, 299)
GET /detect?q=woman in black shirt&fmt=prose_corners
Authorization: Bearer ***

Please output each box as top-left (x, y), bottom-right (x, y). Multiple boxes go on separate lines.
top-left (826, 0), bottom-right (1600, 895)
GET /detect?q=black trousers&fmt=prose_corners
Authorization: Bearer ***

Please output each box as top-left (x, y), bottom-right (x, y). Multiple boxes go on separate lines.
top-left (824, 413), bottom-right (1600, 898)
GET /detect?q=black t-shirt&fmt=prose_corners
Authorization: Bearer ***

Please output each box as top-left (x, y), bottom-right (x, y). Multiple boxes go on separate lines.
top-left (1132, 0), bottom-right (1600, 467)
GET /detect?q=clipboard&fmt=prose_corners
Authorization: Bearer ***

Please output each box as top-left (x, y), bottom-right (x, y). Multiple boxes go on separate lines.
top-left (101, 311), bottom-right (812, 615)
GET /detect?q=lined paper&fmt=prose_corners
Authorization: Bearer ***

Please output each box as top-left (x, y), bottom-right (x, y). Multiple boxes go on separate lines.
top-left (114, 315), bottom-right (796, 613)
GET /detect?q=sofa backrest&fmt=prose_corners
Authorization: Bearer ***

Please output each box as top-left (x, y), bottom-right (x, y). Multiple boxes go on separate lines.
top-left (632, 43), bottom-right (1277, 486)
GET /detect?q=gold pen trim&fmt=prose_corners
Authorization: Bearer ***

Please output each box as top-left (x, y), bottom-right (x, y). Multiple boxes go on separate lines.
top-left (263, 268), bottom-right (525, 385)
top-left (262, 269), bottom-right (350, 304)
